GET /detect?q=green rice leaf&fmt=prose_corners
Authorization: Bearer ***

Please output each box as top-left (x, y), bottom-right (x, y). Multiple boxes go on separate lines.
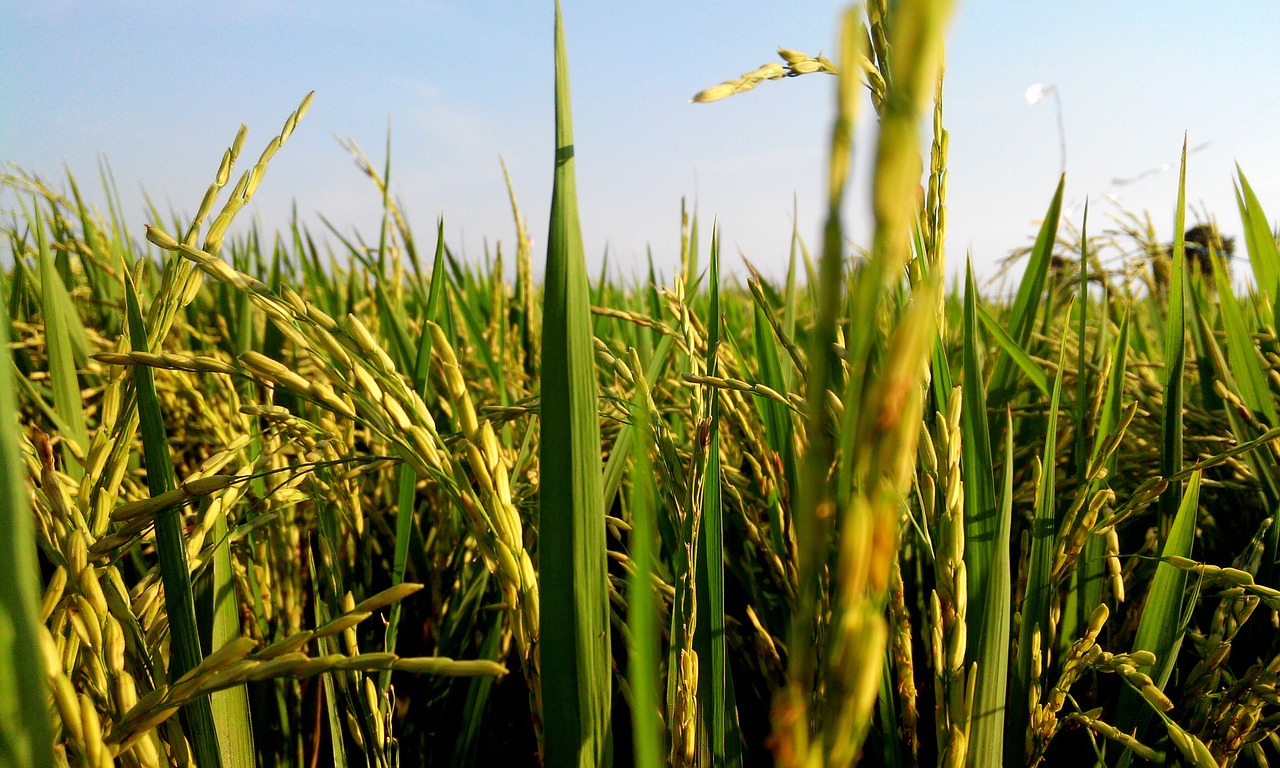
top-left (1062, 207), bottom-right (1092, 644)
top-left (968, 408), bottom-right (1014, 766)
top-left (1115, 471), bottom-right (1201, 759)
top-left (373, 279), bottom-right (415, 375)
top-left (601, 333), bottom-right (675, 512)
top-left (877, 655), bottom-right (905, 768)
top-left (961, 259), bottom-right (997, 660)
top-left (384, 219), bottom-right (447, 687)
top-left (1116, 140), bottom-right (1193, 761)
top-left (782, 212), bottom-right (801, 392)
top-left (450, 612), bottom-right (506, 767)
top-left (538, 3), bottom-right (613, 763)
top-left (123, 266), bottom-right (225, 768)
top-left (204, 242), bottom-right (256, 768)
top-left (988, 176), bottom-right (1064, 406)
top-left (0, 270), bottom-right (54, 768)
top-left (693, 227), bottom-right (741, 765)
top-left (310, 549), bottom-right (350, 768)
top-left (1134, 470), bottom-right (1200, 685)
top-left (626, 349), bottom-right (663, 768)
top-left (1235, 166), bottom-right (1280, 308)
top-left (976, 301), bottom-right (1050, 397)
top-left (1159, 139), bottom-right (1190, 543)
top-left (1072, 204), bottom-right (1092, 486)
top-left (35, 204), bottom-right (89, 480)
top-left (1214, 252), bottom-right (1278, 425)
top-left (1007, 332), bottom-right (1068, 759)
top-left (451, 279), bottom-right (507, 405)
top-left (208, 508), bottom-right (255, 767)
top-left (751, 294), bottom-right (797, 567)
top-left (1090, 310), bottom-right (1132, 470)
top-left (1077, 310), bottom-right (1131, 623)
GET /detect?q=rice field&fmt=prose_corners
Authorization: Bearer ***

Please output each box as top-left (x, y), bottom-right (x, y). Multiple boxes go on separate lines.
top-left (7, 1), bottom-right (1280, 767)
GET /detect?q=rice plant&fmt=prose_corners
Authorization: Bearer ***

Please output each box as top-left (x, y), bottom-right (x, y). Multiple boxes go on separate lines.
top-left (8, 1), bottom-right (1280, 767)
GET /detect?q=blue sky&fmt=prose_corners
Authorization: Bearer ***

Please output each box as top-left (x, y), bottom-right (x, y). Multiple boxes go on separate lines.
top-left (5, 2), bottom-right (1279, 283)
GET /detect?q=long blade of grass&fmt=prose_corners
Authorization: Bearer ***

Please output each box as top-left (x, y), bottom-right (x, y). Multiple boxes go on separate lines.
top-left (1115, 138), bottom-right (1192, 765)
top-left (309, 546), bottom-right (351, 768)
top-left (501, 158), bottom-right (539, 375)
top-left (372, 279), bottom-right (415, 374)
top-left (1090, 310), bottom-right (1132, 471)
top-left (67, 172), bottom-right (122, 336)
top-left (1070, 203), bottom-right (1090, 486)
top-left (782, 208), bottom-right (801, 391)
top-left (206, 248), bottom-right (257, 768)
top-left (1007, 331), bottom-right (1068, 760)
top-left (1115, 470), bottom-right (1201, 759)
top-left (539, 3), bottom-right (613, 763)
top-left (1073, 205), bottom-right (1091, 487)
top-left (1159, 139), bottom-right (1189, 537)
top-left (602, 333), bottom-right (676, 511)
top-left (751, 292), bottom-right (797, 570)
top-left (693, 227), bottom-right (741, 765)
top-left (987, 176), bottom-right (1064, 406)
top-left (383, 219), bottom-right (448, 687)
top-left (975, 301), bottom-right (1050, 398)
top-left (0, 271), bottom-right (54, 768)
top-left (1214, 250), bottom-right (1278, 425)
top-left (208, 503), bottom-right (255, 768)
top-left (877, 654), bottom-right (905, 768)
top-left (35, 202), bottom-right (89, 480)
top-left (961, 259), bottom-right (998, 660)
top-left (626, 348), bottom-right (663, 768)
top-left (1135, 470), bottom-right (1200, 685)
top-left (1187, 276), bottom-right (1222, 412)
top-left (968, 408), bottom-right (1014, 766)
top-left (1059, 206), bottom-right (1092, 645)
top-left (123, 267), bottom-right (224, 768)
top-left (451, 279), bottom-right (507, 404)
top-left (1077, 309), bottom-right (1131, 625)
top-left (1190, 271), bottom-right (1280, 595)
top-left (1235, 166), bottom-right (1280, 309)
top-left (450, 611), bottom-right (506, 767)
